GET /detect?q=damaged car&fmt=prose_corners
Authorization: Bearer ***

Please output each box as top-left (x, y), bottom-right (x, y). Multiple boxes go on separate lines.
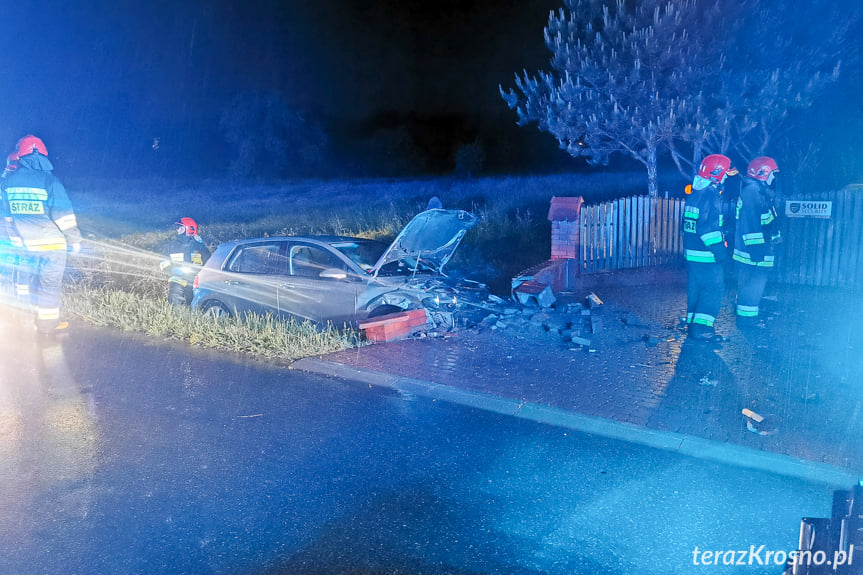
top-left (190, 209), bottom-right (487, 328)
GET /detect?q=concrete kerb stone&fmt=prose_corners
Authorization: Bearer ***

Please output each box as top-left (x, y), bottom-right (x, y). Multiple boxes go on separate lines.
top-left (292, 357), bottom-right (860, 487)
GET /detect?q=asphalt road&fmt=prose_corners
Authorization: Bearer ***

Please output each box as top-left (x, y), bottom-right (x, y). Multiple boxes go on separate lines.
top-left (0, 311), bottom-right (839, 574)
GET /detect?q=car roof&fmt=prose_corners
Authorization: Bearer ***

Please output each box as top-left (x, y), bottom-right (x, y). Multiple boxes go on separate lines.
top-left (216, 235), bottom-right (382, 250)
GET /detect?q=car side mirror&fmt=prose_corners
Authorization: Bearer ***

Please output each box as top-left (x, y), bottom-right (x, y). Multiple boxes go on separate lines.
top-left (319, 268), bottom-right (348, 280)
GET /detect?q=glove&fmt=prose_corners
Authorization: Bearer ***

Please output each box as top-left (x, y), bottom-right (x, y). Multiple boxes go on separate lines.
top-left (70, 242), bottom-right (81, 254)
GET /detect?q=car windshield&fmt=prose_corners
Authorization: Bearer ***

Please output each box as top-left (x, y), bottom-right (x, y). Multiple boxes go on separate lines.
top-left (330, 239), bottom-right (435, 276)
top-left (330, 239), bottom-right (387, 272)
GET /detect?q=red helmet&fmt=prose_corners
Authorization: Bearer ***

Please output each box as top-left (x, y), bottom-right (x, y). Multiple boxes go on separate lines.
top-left (747, 156), bottom-right (779, 181)
top-left (15, 135), bottom-right (47, 158)
top-left (697, 154), bottom-right (738, 183)
top-left (176, 217), bottom-right (199, 236)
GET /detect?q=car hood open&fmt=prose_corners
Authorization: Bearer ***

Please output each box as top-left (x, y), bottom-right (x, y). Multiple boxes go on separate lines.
top-left (371, 209), bottom-right (479, 277)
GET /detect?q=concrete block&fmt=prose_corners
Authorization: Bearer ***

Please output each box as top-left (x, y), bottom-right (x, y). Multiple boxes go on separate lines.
top-left (514, 281), bottom-right (557, 308)
top-left (587, 292), bottom-right (603, 308)
top-left (528, 312), bottom-right (552, 324)
top-left (545, 315), bottom-right (570, 333)
top-left (571, 335), bottom-right (592, 347)
top-left (478, 315), bottom-right (498, 329)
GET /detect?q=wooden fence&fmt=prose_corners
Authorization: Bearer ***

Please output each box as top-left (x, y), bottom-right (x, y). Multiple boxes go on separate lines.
top-left (576, 187), bottom-right (863, 287)
top-left (579, 195), bottom-right (685, 273)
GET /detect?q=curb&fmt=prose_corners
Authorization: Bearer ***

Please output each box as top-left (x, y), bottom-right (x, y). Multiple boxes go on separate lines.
top-left (293, 357), bottom-right (861, 487)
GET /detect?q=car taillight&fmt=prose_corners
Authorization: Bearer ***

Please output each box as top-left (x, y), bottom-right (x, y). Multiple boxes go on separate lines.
top-left (193, 275), bottom-right (199, 289)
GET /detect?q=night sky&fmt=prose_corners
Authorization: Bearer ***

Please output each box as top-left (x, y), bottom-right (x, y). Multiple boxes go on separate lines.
top-left (1, 0), bottom-right (861, 182)
top-left (0, 0), bottom-right (569, 178)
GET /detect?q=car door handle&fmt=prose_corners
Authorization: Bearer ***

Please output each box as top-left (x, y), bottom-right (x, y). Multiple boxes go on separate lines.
top-left (224, 280), bottom-right (240, 285)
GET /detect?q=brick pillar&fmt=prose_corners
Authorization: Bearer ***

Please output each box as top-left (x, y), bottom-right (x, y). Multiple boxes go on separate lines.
top-left (548, 196), bottom-right (584, 261)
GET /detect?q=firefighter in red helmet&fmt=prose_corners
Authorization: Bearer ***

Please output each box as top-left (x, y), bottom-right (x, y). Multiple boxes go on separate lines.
top-left (0, 135), bottom-right (81, 334)
top-left (159, 217), bottom-right (210, 306)
top-left (682, 154), bottom-right (738, 341)
top-left (733, 156), bottom-right (781, 329)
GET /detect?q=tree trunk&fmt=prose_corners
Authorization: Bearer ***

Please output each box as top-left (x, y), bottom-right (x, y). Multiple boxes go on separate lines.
top-left (646, 144), bottom-right (658, 198)
top-left (692, 141), bottom-right (703, 180)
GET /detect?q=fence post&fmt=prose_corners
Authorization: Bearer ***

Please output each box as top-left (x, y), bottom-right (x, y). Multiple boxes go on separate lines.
top-left (548, 196), bottom-right (584, 263)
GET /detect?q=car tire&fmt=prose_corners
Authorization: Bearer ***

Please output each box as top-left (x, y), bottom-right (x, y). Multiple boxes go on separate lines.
top-left (367, 304), bottom-right (404, 318)
top-left (202, 301), bottom-right (232, 319)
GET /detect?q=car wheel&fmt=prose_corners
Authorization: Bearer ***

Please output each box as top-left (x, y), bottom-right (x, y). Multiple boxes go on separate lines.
top-left (202, 301), bottom-right (232, 319)
top-left (368, 304), bottom-right (404, 318)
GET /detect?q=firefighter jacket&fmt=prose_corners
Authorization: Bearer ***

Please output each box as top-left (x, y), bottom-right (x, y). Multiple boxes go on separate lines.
top-left (160, 234), bottom-right (211, 285)
top-left (732, 178), bottom-right (779, 267)
top-left (0, 154), bottom-right (80, 252)
top-left (683, 183), bottom-right (728, 264)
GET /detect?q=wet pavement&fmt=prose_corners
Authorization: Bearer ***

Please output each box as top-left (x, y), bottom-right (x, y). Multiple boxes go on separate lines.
top-left (0, 305), bottom-right (844, 574)
top-left (317, 269), bottom-right (863, 476)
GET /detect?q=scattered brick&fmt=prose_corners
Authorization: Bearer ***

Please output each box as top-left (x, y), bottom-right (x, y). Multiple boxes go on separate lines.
top-left (571, 335), bottom-right (592, 347)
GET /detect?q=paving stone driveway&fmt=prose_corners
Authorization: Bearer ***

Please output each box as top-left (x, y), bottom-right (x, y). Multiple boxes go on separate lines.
top-left (323, 270), bottom-right (863, 474)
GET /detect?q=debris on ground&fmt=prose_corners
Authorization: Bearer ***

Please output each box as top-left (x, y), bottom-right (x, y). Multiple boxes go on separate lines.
top-left (513, 280), bottom-right (556, 308)
top-left (746, 420), bottom-right (778, 436)
top-left (742, 408), bottom-right (778, 436)
top-left (374, 284), bottom-right (675, 354)
top-left (699, 375), bottom-right (718, 387)
top-left (359, 309), bottom-right (430, 342)
top-left (742, 408), bottom-right (762, 422)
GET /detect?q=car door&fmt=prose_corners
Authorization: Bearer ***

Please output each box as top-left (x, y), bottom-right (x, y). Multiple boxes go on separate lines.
top-left (220, 241), bottom-right (289, 317)
top-left (278, 241), bottom-right (361, 325)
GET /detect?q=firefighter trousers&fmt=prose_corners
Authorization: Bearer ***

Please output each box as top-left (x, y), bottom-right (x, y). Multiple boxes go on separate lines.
top-left (735, 263), bottom-right (769, 321)
top-left (686, 261), bottom-right (724, 334)
top-left (16, 248), bottom-right (67, 331)
top-left (168, 276), bottom-right (193, 306)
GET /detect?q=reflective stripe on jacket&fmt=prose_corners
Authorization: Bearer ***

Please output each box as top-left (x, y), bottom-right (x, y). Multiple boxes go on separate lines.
top-left (683, 184), bottom-right (726, 264)
top-left (0, 154), bottom-right (80, 252)
top-left (733, 178), bottom-right (778, 267)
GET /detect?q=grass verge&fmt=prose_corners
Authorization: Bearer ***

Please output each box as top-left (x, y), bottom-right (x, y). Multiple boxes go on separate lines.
top-left (64, 173), bottom-right (633, 359)
top-left (63, 286), bottom-right (359, 363)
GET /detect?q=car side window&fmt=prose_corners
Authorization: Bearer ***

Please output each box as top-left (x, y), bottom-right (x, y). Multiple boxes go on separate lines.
top-left (289, 244), bottom-right (343, 278)
top-left (227, 243), bottom-right (288, 275)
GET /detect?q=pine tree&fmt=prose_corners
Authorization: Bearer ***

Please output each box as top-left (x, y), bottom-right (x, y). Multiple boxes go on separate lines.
top-left (502, 0), bottom-right (714, 196)
top-left (502, 0), bottom-right (848, 194)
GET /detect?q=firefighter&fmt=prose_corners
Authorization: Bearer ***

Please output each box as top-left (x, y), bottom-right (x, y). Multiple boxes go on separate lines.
top-left (0, 135), bottom-right (81, 334)
top-left (733, 156), bottom-right (780, 329)
top-left (0, 153), bottom-right (20, 289)
top-left (159, 217), bottom-right (210, 306)
top-left (683, 154), bottom-right (738, 341)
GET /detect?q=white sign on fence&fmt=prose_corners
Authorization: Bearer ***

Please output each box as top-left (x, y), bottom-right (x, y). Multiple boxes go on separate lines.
top-left (785, 200), bottom-right (832, 219)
